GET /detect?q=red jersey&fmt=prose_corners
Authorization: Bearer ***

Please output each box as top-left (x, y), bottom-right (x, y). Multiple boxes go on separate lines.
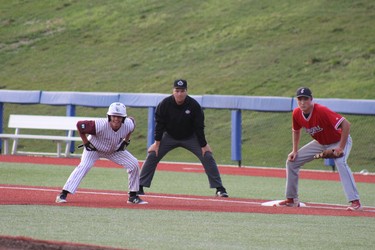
top-left (292, 103), bottom-right (345, 145)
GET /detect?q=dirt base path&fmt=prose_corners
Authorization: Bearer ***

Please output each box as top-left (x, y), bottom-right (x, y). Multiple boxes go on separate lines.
top-left (1, 185), bottom-right (374, 218)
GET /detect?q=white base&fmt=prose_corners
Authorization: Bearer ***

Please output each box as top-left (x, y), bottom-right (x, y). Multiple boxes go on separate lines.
top-left (261, 200), bottom-right (306, 207)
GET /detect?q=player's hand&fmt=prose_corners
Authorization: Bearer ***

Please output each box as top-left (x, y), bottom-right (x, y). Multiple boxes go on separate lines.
top-left (202, 144), bottom-right (212, 157)
top-left (117, 139), bottom-right (130, 151)
top-left (148, 142), bottom-right (159, 157)
top-left (84, 141), bottom-right (97, 151)
top-left (333, 147), bottom-right (344, 157)
top-left (288, 151), bottom-right (298, 162)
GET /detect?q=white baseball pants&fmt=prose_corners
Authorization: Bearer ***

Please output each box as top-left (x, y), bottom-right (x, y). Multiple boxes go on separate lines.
top-left (285, 136), bottom-right (360, 202)
top-left (63, 149), bottom-right (140, 194)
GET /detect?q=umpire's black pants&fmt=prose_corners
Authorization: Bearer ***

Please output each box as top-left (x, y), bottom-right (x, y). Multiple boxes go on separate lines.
top-left (139, 133), bottom-right (224, 189)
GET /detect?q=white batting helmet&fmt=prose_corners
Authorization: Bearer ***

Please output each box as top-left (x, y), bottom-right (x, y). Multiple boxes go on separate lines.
top-left (107, 102), bottom-right (127, 117)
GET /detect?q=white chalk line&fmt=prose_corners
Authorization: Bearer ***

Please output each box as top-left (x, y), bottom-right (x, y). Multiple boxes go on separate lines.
top-left (1, 185), bottom-right (375, 213)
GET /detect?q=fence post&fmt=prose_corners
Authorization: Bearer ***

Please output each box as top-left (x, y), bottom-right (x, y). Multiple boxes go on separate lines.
top-left (147, 107), bottom-right (156, 150)
top-left (231, 109), bottom-right (242, 167)
top-left (66, 104), bottom-right (76, 154)
top-left (0, 102), bottom-right (3, 153)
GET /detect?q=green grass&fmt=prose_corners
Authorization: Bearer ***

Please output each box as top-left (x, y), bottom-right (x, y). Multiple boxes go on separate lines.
top-left (1, 0), bottom-right (375, 169)
top-left (1, 205), bottom-right (374, 250)
top-left (1, 162), bottom-right (375, 249)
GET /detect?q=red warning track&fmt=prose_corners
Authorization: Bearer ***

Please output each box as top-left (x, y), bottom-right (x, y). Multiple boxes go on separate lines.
top-left (1, 155), bottom-right (375, 218)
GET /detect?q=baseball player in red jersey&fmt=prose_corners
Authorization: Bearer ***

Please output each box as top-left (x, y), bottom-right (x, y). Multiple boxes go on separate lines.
top-left (56, 102), bottom-right (147, 204)
top-left (276, 87), bottom-right (361, 210)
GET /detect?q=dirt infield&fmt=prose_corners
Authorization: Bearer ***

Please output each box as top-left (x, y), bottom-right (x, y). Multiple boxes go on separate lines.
top-left (1, 184), bottom-right (375, 218)
top-left (0, 235), bottom-right (129, 250)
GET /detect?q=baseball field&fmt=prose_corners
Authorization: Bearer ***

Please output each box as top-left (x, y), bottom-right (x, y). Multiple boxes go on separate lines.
top-left (1, 0), bottom-right (375, 249)
top-left (1, 155), bottom-right (375, 249)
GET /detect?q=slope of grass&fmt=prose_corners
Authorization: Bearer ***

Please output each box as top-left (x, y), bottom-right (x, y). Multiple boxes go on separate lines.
top-left (0, 0), bottom-right (374, 170)
top-left (1, 0), bottom-right (374, 97)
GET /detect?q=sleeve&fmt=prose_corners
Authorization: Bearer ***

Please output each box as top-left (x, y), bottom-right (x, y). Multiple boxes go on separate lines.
top-left (193, 104), bottom-right (208, 147)
top-left (154, 101), bottom-right (166, 141)
top-left (76, 120), bottom-right (96, 135)
top-left (292, 109), bottom-right (302, 131)
top-left (126, 117), bottom-right (136, 132)
top-left (322, 106), bottom-right (345, 130)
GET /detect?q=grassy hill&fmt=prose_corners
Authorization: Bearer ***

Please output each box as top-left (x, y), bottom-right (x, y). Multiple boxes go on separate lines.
top-left (1, 0), bottom-right (374, 171)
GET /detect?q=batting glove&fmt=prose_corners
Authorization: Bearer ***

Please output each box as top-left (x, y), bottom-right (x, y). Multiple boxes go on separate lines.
top-left (117, 139), bottom-right (130, 151)
top-left (84, 141), bottom-right (97, 151)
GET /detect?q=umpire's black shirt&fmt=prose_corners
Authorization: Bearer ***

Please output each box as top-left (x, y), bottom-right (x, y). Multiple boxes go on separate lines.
top-left (154, 95), bottom-right (207, 147)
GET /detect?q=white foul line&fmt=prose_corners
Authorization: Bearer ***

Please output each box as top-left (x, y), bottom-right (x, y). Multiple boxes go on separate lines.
top-left (1, 185), bottom-right (374, 212)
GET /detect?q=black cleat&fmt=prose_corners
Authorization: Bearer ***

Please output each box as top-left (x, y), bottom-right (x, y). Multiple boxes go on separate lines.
top-left (127, 195), bottom-right (148, 204)
top-left (55, 193), bottom-right (67, 203)
top-left (137, 185), bottom-right (145, 195)
top-left (216, 187), bottom-right (229, 198)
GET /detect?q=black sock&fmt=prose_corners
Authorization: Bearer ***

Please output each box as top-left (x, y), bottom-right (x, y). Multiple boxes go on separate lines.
top-left (62, 190), bottom-right (69, 196)
top-left (129, 191), bottom-right (137, 197)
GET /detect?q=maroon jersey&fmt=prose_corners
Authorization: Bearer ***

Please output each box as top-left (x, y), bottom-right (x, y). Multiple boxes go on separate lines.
top-left (292, 103), bottom-right (345, 145)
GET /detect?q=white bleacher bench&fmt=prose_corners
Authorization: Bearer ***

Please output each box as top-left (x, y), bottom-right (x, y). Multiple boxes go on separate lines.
top-left (0, 115), bottom-right (99, 157)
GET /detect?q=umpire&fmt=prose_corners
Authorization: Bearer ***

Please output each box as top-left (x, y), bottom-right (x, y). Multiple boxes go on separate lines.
top-left (138, 79), bottom-right (228, 197)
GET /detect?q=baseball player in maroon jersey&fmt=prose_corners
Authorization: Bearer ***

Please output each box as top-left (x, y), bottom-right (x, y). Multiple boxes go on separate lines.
top-left (276, 87), bottom-right (361, 210)
top-left (56, 102), bottom-right (147, 204)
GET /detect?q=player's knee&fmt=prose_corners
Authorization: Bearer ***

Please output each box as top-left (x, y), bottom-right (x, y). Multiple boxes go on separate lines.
top-left (145, 151), bottom-right (160, 162)
top-left (286, 159), bottom-right (291, 167)
top-left (203, 151), bottom-right (213, 159)
top-left (286, 159), bottom-right (297, 169)
top-left (127, 161), bottom-right (140, 173)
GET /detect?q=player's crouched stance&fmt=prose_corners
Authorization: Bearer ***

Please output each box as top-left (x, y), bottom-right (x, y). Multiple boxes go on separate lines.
top-left (56, 102), bottom-right (147, 205)
top-left (276, 87), bottom-right (361, 211)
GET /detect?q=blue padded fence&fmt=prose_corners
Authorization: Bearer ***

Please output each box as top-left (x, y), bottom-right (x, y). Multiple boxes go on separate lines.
top-left (1, 90), bottom-right (375, 166)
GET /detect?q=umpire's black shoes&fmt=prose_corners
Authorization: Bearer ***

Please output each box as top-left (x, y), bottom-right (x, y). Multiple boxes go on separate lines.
top-left (216, 187), bottom-right (229, 197)
top-left (137, 185), bottom-right (145, 195)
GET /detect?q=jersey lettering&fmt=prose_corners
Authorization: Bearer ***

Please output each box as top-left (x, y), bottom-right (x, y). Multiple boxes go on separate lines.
top-left (292, 103), bottom-right (344, 145)
top-left (305, 126), bottom-right (323, 135)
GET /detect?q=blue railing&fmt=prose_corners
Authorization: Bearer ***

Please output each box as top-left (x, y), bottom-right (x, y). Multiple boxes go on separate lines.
top-left (1, 90), bottom-right (375, 166)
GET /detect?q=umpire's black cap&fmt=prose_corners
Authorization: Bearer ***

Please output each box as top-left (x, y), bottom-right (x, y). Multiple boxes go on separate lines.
top-left (173, 79), bottom-right (187, 89)
top-left (296, 87), bottom-right (312, 98)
